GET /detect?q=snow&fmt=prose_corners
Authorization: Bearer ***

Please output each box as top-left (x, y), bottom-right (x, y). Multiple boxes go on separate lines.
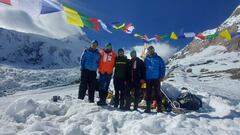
top-left (0, 64), bottom-right (80, 95)
top-left (167, 45), bottom-right (240, 101)
top-left (203, 28), bottom-right (217, 36)
top-left (238, 24), bottom-right (240, 32)
top-left (0, 84), bottom-right (239, 135)
top-left (220, 6), bottom-right (240, 31)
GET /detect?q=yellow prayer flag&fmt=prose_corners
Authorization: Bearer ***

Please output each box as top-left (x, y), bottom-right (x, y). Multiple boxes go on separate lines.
top-left (134, 34), bottom-right (144, 38)
top-left (112, 23), bottom-right (125, 30)
top-left (170, 32), bottom-right (178, 40)
top-left (219, 30), bottom-right (231, 41)
top-left (63, 6), bottom-right (84, 27)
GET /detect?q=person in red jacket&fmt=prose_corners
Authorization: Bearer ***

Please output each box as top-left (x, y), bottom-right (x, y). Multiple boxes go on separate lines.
top-left (97, 43), bottom-right (116, 106)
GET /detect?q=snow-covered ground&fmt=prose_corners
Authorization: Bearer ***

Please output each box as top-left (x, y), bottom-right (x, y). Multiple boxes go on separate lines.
top-left (0, 64), bottom-right (80, 95)
top-left (0, 82), bottom-right (239, 135)
top-left (0, 45), bottom-right (239, 135)
top-left (167, 45), bottom-right (240, 101)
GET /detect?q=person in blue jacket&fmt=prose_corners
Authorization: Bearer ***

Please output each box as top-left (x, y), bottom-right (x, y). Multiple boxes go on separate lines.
top-left (144, 46), bottom-right (166, 113)
top-left (78, 40), bottom-right (100, 103)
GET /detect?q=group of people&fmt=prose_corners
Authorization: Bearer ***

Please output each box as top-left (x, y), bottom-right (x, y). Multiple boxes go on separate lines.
top-left (78, 40), bottom-right (165, 113)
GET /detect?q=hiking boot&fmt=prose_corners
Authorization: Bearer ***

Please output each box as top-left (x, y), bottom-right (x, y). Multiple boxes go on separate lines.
top-left (157, 101), bottom-right (162, 113)
top-left (97, 101), bottom-right (107, 106)
top-left (119, 106), bottom-right (124, 110)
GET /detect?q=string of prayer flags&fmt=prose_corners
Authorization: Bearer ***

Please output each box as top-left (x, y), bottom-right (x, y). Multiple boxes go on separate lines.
top-left (63, 6), bottom-right (84, 27)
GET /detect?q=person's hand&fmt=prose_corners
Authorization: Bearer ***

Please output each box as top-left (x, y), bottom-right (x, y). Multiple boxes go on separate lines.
top-left (140, 79), bottom-right (145, 84)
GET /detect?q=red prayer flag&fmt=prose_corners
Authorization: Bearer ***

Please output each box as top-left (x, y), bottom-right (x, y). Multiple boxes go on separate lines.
top-left (0, 0), bottom-right (11, 5)
top-left (143, 34), bottom-right (149, 39)
top-left (90, 18), bottom-right (99, 32)
top-left (123, 23), bottom-right (132, 33)
top-left (155, 35), bottom-right (162, 40)
top-left (196, 33), bottom-right (206, 40)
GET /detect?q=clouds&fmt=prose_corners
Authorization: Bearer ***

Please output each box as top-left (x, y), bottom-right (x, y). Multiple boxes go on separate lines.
top-left (125, 42), bottom-right (178, 61)
top-left (0, 2), bottom-right (84, 39)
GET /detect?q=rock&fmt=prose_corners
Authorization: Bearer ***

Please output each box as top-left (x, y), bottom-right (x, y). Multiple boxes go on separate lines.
top-left (186, 68), bottom-right (192, 73)
top-left (200, 68), bottom-right (209, 72)
top-left (206, 60), bottom-right (214, 64)
top-left (233, 60), bottom-right (239, 63)
top-left (189, 64), bottom-right (195, 67)
top-left (181, 87), bottom-right (188, 90)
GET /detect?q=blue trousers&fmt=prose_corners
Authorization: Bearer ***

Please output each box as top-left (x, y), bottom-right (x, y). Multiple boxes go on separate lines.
top-left (99, 73), bottom-right (112, 92)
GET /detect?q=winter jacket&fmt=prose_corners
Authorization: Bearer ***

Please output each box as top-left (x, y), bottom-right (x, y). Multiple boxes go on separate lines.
top-left (114, 55), bottom-right (129, 80)
top-left (98, 49), bottom-right (116, 75)
top-left (80, 48), bottom-right (100, 72)
top-left (126, 57), bottom-right (146, 82)
top-left (144, 53), bottom-right (165, 80)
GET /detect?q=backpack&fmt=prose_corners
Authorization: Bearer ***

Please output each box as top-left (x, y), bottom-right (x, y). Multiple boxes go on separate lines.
top-left (176, 92), bottom-right (202, 111)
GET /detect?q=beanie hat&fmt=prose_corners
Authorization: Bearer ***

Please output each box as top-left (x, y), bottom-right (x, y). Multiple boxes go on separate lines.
top-left (91, 40), bottom-right (98, 46)
top-left (105, 43), bottom-right (112, 49)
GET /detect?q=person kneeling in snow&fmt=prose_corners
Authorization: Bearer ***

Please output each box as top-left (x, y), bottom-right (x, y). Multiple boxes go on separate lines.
top-left (144, 46), bottom-right (166, 113)
top-left (78, 40), bottom-right (100, 103)
top-left (97, 43), bottom-right (116, 106)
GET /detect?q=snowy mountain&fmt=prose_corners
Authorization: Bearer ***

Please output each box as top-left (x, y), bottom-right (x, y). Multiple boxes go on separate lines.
top-left (0, 28), bottom-right (89, 69)
top-left (166, 5), bottom-right (240, 103)
top-left (0, 27), bottom-right (91, 94)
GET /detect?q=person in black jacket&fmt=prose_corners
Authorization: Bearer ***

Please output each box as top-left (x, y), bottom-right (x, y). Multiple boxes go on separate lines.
top-left (125, 50), bottom-right (146, 111)
top-left (113, 48), bottom-right (129, 109)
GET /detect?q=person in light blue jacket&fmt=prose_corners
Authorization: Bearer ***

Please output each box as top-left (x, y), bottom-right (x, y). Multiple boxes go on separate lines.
top-left (144, 46), bottom-right (165, 113)
top-left (78, 40), bottom-right (100, 103)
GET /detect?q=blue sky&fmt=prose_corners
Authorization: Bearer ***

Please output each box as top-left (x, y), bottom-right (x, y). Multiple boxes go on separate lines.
top-left (62, 0), bottom-right (239, 50)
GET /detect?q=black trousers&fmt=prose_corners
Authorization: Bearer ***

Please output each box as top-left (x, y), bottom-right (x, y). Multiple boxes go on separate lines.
top-left (113, 78), bottom-right (125, 107)
top-left (146, 79), bottom-right (162, 104)
top-left (78, 69), bottom-right (97, 102)
top-left (125, 81), bottom-right (140, 110)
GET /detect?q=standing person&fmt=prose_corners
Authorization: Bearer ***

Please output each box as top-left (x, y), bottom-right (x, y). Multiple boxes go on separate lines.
top-left (113, 48), bottom-right (129, 109)
top-left (125, 50), bottom-right (145, 111)
top-left (78, 40), bottom-right (100, 103)
top-left (97, 43), bottom-right (116, 106)
top-left (144, 46), bottom-right (166, 113)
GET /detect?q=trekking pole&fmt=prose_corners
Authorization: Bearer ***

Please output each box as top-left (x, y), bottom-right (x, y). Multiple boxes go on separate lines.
top-left (160, 88), bottom-right (180, 109)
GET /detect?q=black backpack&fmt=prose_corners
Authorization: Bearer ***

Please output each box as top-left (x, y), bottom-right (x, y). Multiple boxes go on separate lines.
top-left (176, 92), bottom-right (202, 111)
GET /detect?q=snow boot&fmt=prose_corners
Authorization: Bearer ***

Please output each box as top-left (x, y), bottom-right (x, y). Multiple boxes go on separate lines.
top-left (144, 101), bottom-right (151, 113)
top-left (157, 101), bottom-right (162, 113)
top-left (97, 91), bottom-right (107, 106)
